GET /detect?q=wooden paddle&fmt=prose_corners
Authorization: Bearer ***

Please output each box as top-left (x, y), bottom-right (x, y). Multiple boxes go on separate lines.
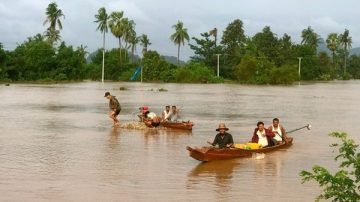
top-left (286, 124), bottom-right (311, 134)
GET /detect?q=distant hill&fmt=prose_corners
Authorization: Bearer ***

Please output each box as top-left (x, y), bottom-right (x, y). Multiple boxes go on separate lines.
top-left (86, 50), bottom-right (185, 64)
top-left (318, 38), bottom-right (360, 56)
top-left (162, 55), bottom-right (185, 65)
top-left (317, 38), bottom-right (331, 55)
top-left (350, 47), bottom-right (360, 56)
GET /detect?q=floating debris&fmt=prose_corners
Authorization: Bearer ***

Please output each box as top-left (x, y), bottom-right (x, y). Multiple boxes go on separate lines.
top-left (5, 83), bottom-right (10, 86)
top-left (158, 88), bottom-right (168, 92)
top-left (120, 122), bottom-right (152, 130)
top-left (119, 86), bottom-right (127, 90)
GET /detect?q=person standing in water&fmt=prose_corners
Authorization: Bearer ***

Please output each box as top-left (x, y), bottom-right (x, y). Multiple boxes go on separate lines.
top-left (104, 92), bottom-right (121, 126)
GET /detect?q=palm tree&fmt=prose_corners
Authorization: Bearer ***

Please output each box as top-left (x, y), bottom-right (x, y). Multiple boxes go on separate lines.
top-left (77, 45), bottom-right (88, 65)
top-left (170, 21), bottom-right (190, 65)
top-left (339, 29), bottom-right (352, 75)
top-left (209, 28), bottom-right (218, 47)
top-left (94, 7), bottom-right (109, 83)
top-left (109, 11), bottom-right (124, 64)
top-left (44, 28), bottom-right (61, 45)
top-left (43, 2), bottom-right (65, 45)
top-left (140, 34), bottom-right (151, 54)
top-left (122, 18), bottom-right (136, 61)
top-left (301, 26), bottom-right (320, 50)
top-left (326, 33), bottom-right (339, 70)
top-left (128, 31), bottom-right (139, 63)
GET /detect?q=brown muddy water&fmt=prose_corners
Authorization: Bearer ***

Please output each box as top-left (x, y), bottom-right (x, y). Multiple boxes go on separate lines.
top-left (1, 81), bottom-right (360, 201)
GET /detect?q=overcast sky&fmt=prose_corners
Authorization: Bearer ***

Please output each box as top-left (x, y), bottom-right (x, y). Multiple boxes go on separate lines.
top-left (1, 0), bottom-right (359, 61)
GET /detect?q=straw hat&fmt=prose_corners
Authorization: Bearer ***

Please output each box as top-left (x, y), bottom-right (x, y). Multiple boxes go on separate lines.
top-left (216, 123), bottom-right (229, 131)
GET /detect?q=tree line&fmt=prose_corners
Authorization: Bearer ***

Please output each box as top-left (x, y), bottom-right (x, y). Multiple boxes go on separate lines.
top-left (1, 2), bottom-right (360, 84)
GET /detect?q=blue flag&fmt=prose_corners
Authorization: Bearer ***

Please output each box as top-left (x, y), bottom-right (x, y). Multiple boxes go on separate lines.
top-left (130, 66), bottom-right (141, 81)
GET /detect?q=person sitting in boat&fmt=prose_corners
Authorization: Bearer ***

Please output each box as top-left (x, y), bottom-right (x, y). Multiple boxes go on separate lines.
top-left (168, 105), bottom-right (180, 122)
top-left (251, 121), bottom-right (275, 147)
top-left (268, 118), bottom-right (288, 144)
top-left (139, 106), bottom-right (161, 127)
top-left (207, 123), bottom-right (234, 149)
top-left (162, 105), bottom-right (171, 121)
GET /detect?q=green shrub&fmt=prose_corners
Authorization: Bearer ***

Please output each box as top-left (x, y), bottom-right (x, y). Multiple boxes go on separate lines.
top-left (269, 65), bottom-right (298, 84)
top-left (300, 132), bottom-right (360, 202)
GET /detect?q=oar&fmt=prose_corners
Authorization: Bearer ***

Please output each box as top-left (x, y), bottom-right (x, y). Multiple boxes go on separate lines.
top-left (287, 124), bottom-right (311, 134)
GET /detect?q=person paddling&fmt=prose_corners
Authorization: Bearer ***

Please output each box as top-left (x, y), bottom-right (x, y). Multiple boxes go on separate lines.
top-left (207, 123), bottom-right (234, 149)
top-left (104, 92), bottom-right (121, 126)
top-left (268, 118), bottom-right (288, 144)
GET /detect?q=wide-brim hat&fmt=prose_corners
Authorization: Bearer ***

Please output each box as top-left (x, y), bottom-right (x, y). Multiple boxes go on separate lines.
top-left (104, 92), bottom-right (110, 97)
top-left (216, 123), bottom-right (229, 131)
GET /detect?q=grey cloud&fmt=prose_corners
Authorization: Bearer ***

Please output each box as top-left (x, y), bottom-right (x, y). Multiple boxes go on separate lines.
top-left (1, 0), bottom-right (360, 61)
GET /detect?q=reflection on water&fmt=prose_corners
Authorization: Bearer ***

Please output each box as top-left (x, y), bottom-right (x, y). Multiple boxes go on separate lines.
top-left (1, 81), bottom-right (360, 201)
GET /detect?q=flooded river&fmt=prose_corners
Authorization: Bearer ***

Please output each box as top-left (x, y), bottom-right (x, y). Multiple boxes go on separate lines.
top-left (1, 81), bottom-right (360, 201)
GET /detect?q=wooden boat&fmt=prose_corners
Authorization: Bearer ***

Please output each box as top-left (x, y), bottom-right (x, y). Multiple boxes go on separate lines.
top-left (186, 137), bottom-right (293, 162)
top-left (160, 121), bottom-right (194, 130)
top-left (138, 115), bottom-right (194, 130)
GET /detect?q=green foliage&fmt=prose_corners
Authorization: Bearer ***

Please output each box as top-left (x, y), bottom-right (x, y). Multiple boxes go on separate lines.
top-left (221, 19), bottom-right (246, 66)
top-left (234, 54), bottom-right (257, 82)
top-left (252, 26), bottom-right (280, 65)
top-left (173, 62), bottom-right (220, 83)
top-left (300, 132), bottom-right (360, 202)
top-left (269, 65), bottom-right (298, 84)
top-left (141, 50), bottom-right (170, 81)
top-left (189, 32), bottom-right (222, 67)
top-left (348, 55), bottom-right (360, 79)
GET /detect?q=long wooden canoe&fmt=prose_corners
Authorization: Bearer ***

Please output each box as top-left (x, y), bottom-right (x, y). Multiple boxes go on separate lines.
top-left (186, 137), bottom-right (293, 162)
top-left (138, 115), bottom-right (194, 130)
top-left (160, 121), bottom-right (194, 130)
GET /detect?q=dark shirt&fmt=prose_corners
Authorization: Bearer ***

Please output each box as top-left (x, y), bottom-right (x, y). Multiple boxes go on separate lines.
top-left (212, 132), bottom-right (234, 149)
top-left (109, 96), bottom-right (121, 111)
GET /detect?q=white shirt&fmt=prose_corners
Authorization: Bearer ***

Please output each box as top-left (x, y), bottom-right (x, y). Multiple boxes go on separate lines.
top-left (271, 125), bottom-right (283, 141)
top-left (257, 129), bottom-right (268, 147)
top-left (163, 110), bottom-right (171, 120)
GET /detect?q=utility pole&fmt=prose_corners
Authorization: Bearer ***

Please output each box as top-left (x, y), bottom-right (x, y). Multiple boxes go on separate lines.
top-left (298, 57), bottom-right (302, 80)
top-left (141, 66), bottom-right (143, 83)
top-left (216, 54), bottom-right (221, 77)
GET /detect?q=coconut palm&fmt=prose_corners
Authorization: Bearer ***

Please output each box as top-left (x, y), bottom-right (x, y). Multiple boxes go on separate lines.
top-left (94, 7), bottom-right (109, 83)
top-left (326, 33), bottom-right (339, 70)
top-left (122, 18), bottom-right (136, 60)
top-left (339, 29), bottom-right (352, 75)
top-left (209, 28), bottom-right (218, 47)
top-left (43, 2), bottom-right (65, 45)
top-left (170, 21), bottom-right (190, 65)
top-left (301, 26), bottom-right (320, 50)
top-left (44, 28), bottom-right (61, 45)
top-left (128, 31), bottom-right (139, 63)
top-left (109, 11), bottom-right (124, 64)
top-left (77, 45), bottom-right (88, 65)
top-left (140, 34), bottom-right (151, 54)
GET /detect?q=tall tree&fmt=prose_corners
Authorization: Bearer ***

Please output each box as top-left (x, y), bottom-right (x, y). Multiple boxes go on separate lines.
top-left (94, 7), bottom-right (109, 83)
top-left (170, 21), bottom-right (190, 65)
top-left (326, 33), bottom-right (339, 70)
top-left (189, 32), bottom-right (222, 67)
top-left (209, 28), bottom-right (218, 47)
top-left (44, 28), bottom-right (61, 45)
top-left (301, 26), bottom-right (320, 51)
top-left (128, 30), bottom-right (139, 63)
top-left (108, 11), bottom-right (124, 64)
top-left (43, 2), bottom-right (65, 45)
top-left (121, 18), bottom-right (136, 60)
top-left (252, 26), bottom-right (280, 65)
top-left (140, 34), bottom-right (151, 55)
top-left (220, 19), bottom-right (246, 66)
top-left (339, 29), bottom-right (352, 75)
